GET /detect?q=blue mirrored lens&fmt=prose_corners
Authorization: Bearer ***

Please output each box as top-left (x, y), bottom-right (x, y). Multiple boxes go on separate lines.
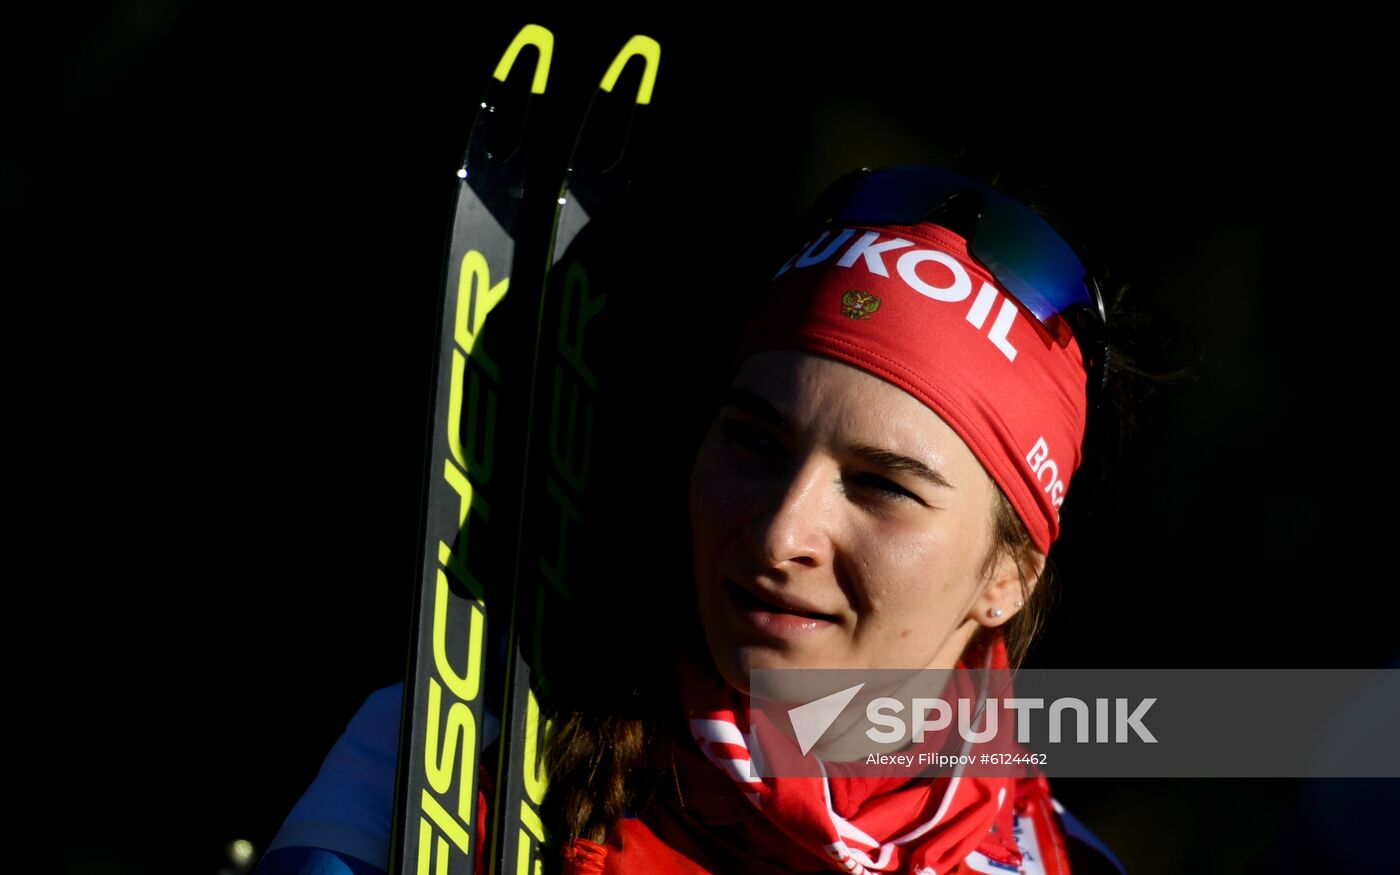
top-left (969, 197), bottom-right (1091, 326)
top-left (827, 165), bottom-right (1094, 329)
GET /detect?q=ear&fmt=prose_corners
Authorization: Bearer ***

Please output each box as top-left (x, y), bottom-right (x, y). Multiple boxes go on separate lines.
top-left (970, 547), bottom-right (1046, 628)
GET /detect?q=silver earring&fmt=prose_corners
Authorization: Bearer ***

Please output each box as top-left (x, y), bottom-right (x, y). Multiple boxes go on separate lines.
top-left (988, 607), bottom-right (1003, 619)
top-left (1015, 600), bottom-right (1024, 609)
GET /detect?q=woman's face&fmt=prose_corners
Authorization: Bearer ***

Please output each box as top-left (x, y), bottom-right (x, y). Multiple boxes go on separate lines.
top-left (689, 350), bottom-right (1017, 693)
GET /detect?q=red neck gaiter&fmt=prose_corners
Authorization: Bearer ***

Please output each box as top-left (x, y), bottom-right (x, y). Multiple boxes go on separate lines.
top-left (669, 634), bottom-right (1068, 875)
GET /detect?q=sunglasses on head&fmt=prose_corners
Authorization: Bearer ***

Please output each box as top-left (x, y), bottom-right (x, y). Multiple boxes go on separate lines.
top-left (807, 164), bottom-right (1109, 394)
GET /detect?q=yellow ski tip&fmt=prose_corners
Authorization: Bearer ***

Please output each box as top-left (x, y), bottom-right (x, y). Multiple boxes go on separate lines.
top-left (599, 35), bottom-right (661, 105)
top-left (493, 24), bottom-right (554, 94)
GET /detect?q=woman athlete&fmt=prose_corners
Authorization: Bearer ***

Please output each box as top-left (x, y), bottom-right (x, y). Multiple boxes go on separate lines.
top-left (257, 164), bottom-right (1132, 875)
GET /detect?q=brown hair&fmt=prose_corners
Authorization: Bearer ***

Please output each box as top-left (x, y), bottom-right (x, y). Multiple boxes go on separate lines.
top-left (983, 483), bottom-right (1052, 672)
top-left (542, 709), bottom-right (656, 846)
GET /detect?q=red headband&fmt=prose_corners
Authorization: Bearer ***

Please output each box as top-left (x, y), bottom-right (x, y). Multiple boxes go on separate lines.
top-left (731, 222), bottom-right (1089, 553)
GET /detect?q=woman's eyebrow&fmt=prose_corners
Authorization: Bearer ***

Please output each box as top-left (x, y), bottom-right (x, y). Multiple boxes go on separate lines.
top-left (847, 445), bottom-right (954, 490)
top-left (721, 386), bottom-right (955, 490)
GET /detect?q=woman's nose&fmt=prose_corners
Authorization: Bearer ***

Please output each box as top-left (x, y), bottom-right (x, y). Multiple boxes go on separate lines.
top-left (744, 458), bottom-right (836, 571)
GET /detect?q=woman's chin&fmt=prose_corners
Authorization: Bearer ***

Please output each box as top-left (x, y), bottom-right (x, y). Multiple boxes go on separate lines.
top-left (708, 640), bottom-right (840, 695)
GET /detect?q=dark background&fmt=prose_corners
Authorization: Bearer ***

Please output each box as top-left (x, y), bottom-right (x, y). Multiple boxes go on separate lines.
top-left (20, 4), bottom-right (1398, 874)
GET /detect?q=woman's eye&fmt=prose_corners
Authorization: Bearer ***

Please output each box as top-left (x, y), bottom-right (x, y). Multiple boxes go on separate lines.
top-left (720, 420), bottom-right (782, 456)
top-left (849, 473), bottom-right (918, 503)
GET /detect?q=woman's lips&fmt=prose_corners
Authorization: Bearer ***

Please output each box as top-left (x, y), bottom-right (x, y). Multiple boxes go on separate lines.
top-left (725, 579), bottom-right (839, 637)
